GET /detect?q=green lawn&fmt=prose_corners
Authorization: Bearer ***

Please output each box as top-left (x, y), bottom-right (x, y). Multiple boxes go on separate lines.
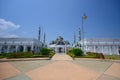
top-left (104, 55), bottom-right (120, 60)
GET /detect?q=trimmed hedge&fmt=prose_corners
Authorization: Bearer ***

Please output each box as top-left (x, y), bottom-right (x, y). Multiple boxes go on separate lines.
top-left (68, 48), bottom-right (83, 57)
top-left (0, 48), bottom-right (55, 58)
top-left (40, 48), bottom-right (51, 55)
top-left (86, 52), bottom-right (100, 58)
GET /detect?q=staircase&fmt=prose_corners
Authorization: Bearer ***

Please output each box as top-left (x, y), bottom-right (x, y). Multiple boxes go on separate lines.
top-left (52, 53), bottom-right (73, 61)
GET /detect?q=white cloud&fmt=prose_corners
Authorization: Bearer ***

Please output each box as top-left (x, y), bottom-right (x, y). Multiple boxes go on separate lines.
top-left (0, 34), bottom-right (18, 38)
top-left (0, 18), bottom-right (20, 30)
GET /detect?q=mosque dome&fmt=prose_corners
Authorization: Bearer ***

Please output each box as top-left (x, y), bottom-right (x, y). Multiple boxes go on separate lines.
top-left (49, 36), bottom-right (70, 45)
top-left (56, 36), bottom-right (63, 41)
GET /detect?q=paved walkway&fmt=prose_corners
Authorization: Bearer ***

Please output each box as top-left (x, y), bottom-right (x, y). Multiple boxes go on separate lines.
top-left (0, 55), bottom-right (120, 80)
top-left (51, 53), bottom-right (73, 61)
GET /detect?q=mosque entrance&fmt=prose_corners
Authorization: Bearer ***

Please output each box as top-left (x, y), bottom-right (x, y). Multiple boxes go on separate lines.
top-left (58, 47), bottom-right (62, 53)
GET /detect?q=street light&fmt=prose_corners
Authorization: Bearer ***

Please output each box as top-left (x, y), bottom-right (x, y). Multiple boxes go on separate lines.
top-left (82, 13), bottom-right (87, 53)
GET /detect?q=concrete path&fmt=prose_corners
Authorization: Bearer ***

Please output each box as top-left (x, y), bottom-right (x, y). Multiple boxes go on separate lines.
top-left (51, 53), bottom-right (73, 61)
top-left (0, 58), bottom-right (120, 80)
top-left (26, 61), bottom-right (100, 80)
top-left (0, 62), bottom-right (20, 80)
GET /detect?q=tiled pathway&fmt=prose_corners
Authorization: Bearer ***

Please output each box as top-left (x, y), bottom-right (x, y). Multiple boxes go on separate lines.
top-left (0, 56), bottom-right (120, 80)
top-left (51, 54), bottom-right (73, 61)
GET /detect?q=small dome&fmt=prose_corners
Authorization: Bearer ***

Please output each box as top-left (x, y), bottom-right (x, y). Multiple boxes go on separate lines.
top-left (65, 41), bottom-right (70, 45)
top-left (49, 41), bottom-right (55, 45)
top-left (56, 41), bottom-right (65, 45)
top-left (56, 36), bottom-right (63, 41)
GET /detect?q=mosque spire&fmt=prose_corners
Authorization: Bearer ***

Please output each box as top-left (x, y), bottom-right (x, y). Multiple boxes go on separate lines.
top-left (43, 32), bottom-right (46, 43)
top-left (38, 26), bottom-right (41, 41)
top-left (74, 32), bottom-right (76, 44)
top-left (78, 27), bottom-right (81, 42)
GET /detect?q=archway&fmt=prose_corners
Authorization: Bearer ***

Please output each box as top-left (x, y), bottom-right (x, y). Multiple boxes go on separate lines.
top-left (58, 47), bottom-right (62, 53)
top-left (27, 46), bottom-right (31, 52)
top-left (19, 45), bottom-right (24, 52)
top-left (10, 45), bottom-right (16, 52)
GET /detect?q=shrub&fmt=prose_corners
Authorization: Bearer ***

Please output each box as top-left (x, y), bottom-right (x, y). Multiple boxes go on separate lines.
top-left (68, 48), bottom-right (83, 57)
top-left (86, 52), bottom-right (100, 58)
top-left (6, 52), bottom-right (33, 58)
top-left (49, 52), bottom-right (55, 58)
top-left (40, 48), bottom-right (51, 55)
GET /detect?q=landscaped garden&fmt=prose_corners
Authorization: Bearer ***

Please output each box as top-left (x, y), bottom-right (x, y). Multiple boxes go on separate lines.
top-left (0, 48), bottom-right (55, 59)
top-left (68, 48), bottom-right (120, 60)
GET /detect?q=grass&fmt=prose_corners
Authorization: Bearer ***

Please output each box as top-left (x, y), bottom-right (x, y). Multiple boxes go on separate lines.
top-left (73, 55), bottom-right (120, 60)
top-left (68, 52), bottom-right (120, 60)
top-left (0, 52), bottom-right (55, 59)
top-left (104, 55), bottom-right (120, 60)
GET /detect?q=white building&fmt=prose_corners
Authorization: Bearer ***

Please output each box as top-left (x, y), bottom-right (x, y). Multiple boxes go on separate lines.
top-left (0, 38), bottom-right (42, 53)
top-left (49, 36), bottom-right (71, 53)
top-left (73, 38), bottom-right (120, 55)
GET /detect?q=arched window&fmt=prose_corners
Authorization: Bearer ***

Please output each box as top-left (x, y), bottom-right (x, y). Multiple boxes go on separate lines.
top-left (57, 41), bottom-right (65, 45)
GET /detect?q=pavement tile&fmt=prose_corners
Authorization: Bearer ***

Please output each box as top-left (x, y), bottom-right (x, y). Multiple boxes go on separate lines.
top-left (97, 74), bottom-right (120, 80)
top-left (104, 63), bottom-right (120, 78)
top-left (26, 61), bottom-right (101, 80)
top-left (10, 60), bottom-right (54, 72)
top-left (52, 54), bottom-right (73, 61)
top-left (5, 73), bottom-right (31, 80)
top-left (0, 62), bottom-right (20, 80)
top-left (72, 60), bottom-right (113, 73)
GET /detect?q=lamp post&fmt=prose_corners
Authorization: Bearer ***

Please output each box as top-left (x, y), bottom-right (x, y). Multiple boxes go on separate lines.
top-left (82, 13), bottom-right (87, 53)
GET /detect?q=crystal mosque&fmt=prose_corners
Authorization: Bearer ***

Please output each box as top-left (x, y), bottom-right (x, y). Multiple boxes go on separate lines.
top-left (0, 27), bottom-right (120, 55)
top-left (73, 28), bottom-right (120, 55)
top-left (49, 36), bottom-right (71, 53)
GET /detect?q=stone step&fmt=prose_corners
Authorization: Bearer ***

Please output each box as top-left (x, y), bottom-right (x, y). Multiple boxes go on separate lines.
top-left (52, 53), bottom-right (73, 61)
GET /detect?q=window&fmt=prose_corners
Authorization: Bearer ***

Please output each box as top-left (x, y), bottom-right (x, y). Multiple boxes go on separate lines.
top-left (57, 41), bottom-right (65, 45)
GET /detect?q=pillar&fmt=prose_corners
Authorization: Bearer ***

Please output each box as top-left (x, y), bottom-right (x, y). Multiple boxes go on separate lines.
top-left (109, 46), bottom-right (112, 55)
top-left (15, 45), bottom-right (18, 52)
top-left (117, 46), bottom-right (119, 55)
top-left (7, 45), bottom-right (10, 53)
top-left (94, 45), bottom-right (95, 52)
top-left (55, 45), bottom-right (57, 53)
top-left (23, 45), bottom-right (26, 52)
top-left (65, 45), bottom-right (66, 54)
top-left (102, 45), bottom-right (104, 53)
top-left (0, 46), bottom-right (2, 53)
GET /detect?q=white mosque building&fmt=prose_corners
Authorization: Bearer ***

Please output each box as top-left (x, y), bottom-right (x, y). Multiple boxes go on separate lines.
top-left (0, 27), bottom-right (46, 54)
top-left (73, 28), bottom-right (120, 55)
top-left (49, 36), bottom-right (71, 53)
top-left (0, 38), bottom-right (42, 53)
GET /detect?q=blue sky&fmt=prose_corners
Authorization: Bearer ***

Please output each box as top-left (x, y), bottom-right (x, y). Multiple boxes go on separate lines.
top-left (0, 0), bottom-right (120, 45)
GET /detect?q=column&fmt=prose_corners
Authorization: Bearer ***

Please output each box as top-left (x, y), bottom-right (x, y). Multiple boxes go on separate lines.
top-left (94, 45), bottom-right (95, 52)
top-left (7, 45), bottom-right (10, 53)
top-left (55, 44), bottom-right (57, 53)
top-left (31, 45), bottom-right (33, 51)
top-left (102, 45), bottom-right (104, 53)
top-left (23, 45), bottom-right (26, 52)
top-left (117, 46), bottom-right (119, 55)
top-left (15, 45), bottom-right (18, 52)
top-left (109, 46), bottom-right (112, 55)
top-left (0, 46), bottom-right (2, 53)
top-left (65, 44), bottom-right (66, 54)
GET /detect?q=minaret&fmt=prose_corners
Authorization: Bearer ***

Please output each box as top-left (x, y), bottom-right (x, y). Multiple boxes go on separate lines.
top-left (74, 32), bottom-right (76, 44)
top-left (78, 27), bottom-right (81, 42)
top-left (38, 26), bottom-right (41, 41)
top-left (43, 32), bottom-right (46, 44)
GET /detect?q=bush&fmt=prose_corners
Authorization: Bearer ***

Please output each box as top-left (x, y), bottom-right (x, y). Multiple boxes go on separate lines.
top-left (86, 52), bottom-right (100, 58)
top-left (6, 52), bottom-right (33, 58)
top-left (68, 48), bottom-right (83, 57)
top-left (104, 55), bottom-right (120, 60)
top-left (40, 48), bottom-right (51, 55)
top-left (49, 52), bottom-right (55, 58)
